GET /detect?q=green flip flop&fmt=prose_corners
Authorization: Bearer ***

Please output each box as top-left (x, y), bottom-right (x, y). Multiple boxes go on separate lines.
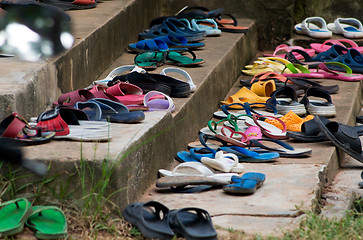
top-left (26, 206), bottom-right (67, 239)
top-left (134, 51), bottom-right (165, 70)
top-left (165, 50), bottom-right (205, 66)
top-left (0, 198), bottom-right (32, 237)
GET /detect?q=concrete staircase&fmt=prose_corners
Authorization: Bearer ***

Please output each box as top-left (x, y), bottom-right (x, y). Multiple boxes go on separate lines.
top-left (1, 0), bottom-right (363, 237)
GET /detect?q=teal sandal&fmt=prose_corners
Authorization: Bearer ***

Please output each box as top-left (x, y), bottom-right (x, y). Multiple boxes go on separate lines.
top-left (165, 50), bottom-right (205, 66)
top-left (134, 51), bottom-right (166, 70)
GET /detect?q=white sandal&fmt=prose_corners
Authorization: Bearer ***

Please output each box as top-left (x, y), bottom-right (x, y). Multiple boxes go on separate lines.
top-left (294, 17), bottom-right (332, 39)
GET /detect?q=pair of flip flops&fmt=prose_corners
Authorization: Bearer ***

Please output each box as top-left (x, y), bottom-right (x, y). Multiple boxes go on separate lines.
top-left (0, 198), bottom-right (67, 239)
top-left (134, 50), bottom-right (205, 70)
top-left (122, 201), bottom-right (217, 240)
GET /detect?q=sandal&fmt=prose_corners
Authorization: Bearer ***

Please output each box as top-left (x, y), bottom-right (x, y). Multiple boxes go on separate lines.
top-left (249, 138), bottom-right (312, 158)
top-left (122, 201), bottom-right (175, 240)
top-left (266, 85), bottom-right (307, 116)
top-left (299, 87), bottom-right (336, 117)
top-left (0, 113), bottom-right (55, 145)
top-left (164, 50), bottom-right (205, 66)
top-left (294, 17), bottom-right (332, 38)
top-left (220, 87), bottom-right (269, 108)
top-left (134, 51), bottom-right (166, 70)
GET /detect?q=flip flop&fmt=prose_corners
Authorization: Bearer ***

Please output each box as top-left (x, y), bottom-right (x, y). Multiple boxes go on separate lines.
top-left (128, 39), bottom-right (169, 53)
top-left (219, 145), bottom-right (280, 163)
top-left (158, 162), bottom-right (237, 182)
top-left (168, 208), bottom-right (217, 240)
top-left (249, 138), bottom-right (312, 158)
top-left (160, 67), bottom-right (196, 92)
top-left (156, 175), bottom-right (229, 188)
top-left (223, 172), bottom-right (266, 194)
top-left (175, 148), bottom-right (216, 163)
top-left (154, 36), bottom-right (205, 50)
top-left (327, 18), bottom-right (363, 38)
top-left (263, 44), bottom-right (315, 60)
top-left (310, 39), bottom-right (363, 53)
top-left (294, 17), bottom-right (332, 38)
top-left (134, 51), bottom-right (165, 70)
top-left (122, 201), bottom-right (175, 240)
top-left (245, 114), bottom-right (287, 139)
top-left (164, 50), bottom-right (205, 66)
top-left (201, 150), bottom-right (244, 173)
top-left (314, 116), bottom-right (363, 163)
top-left (25, 205), bottom-right (67, 239)
top-left (0, 113), bottom-right (55, 145)
top-left (0, 198), bottom-right (32, 237)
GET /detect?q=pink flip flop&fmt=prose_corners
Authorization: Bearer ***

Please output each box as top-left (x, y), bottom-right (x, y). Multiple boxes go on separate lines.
top-left (282, 62), bottom-right (363, 82)
top-left (263, 44), bottom-right (315, 60)
top-left (310, 39), bottom-right (363, 53)
top-left (106, 82), bottom-right (165, 106)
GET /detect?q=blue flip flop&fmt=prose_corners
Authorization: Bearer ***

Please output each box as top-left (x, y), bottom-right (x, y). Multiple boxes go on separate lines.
top-left (154, 36), bottom-right (205, 49)
top-left (223, 172), bottom-right (266, 194)
top-left (219, 146), bottom-right (280, 163)
top-left (175, 148), bottom-right (216, 163)
top-left (128, 39), bottom-right (169, 53)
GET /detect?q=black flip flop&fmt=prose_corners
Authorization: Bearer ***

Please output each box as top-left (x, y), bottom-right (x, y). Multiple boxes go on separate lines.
top-left (168, 208), bottom-right (217, 240)
top-left (314, 116), bottom-right (363, 163)
top-left (288, 117), bottom-right (363, 142)
top-left (122, 201), bottom-right (175, 240)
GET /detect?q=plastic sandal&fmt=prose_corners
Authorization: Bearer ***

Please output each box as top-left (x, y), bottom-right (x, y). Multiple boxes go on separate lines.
top-left (249, 138), bottom-right (312, 158)
top-left (245, 114), bottom-right (287, 139)
top-left (0, 198), bottom-right (32, 237)
top-left (264, 111), bottom-right (314, 132)
top-left (36, 107), bottom-right (112, 141)
top-left (282, 62), bottom-right (363, 81)
top-left (250, 79), bottom-right (276, 97)
top-left (55, 89), bottom-right (95, 107)
top-left (147, 71), bottom-right (192, 97)
top-left (139, 18), bottom-right (206, 42)
top-left (122, 201), bottom-right (175, 240)
top-left (87, 98), bottom-right (145, 123)
top-left (215, 14), bottom-right (248, 33)
top-left (26, 206), bottom-right (67, 239)
top-left (201, 150), bottom-right (243, 173)
top-left (154, 35), bottom-right (205, 49)
top-left (160, 67), bottom-right (196, 92)
top-left (134, 51), bottom-right (166, 70)
top-left (314, 116), bottom-right (363, 163)
top-left (263, 44), bottom-right (315, 60)
top-left (179, 18), bottom-right (221, 36)
top-left (327, 18), bottom-right (363, 38)
top-left (220, 87), bottom-right (270, 108)
top-left (299, 87), bottom-right (336, 117)
top-left (158, 162), bottom-right (238, 182)
top-left (294, 17), bottom-right (332, 38)
top-left (168, 207), bottom-right (217, 240)
top-left (326, 48), bottom-right (363, 74)
top-left (311, 44), bottom-right (348, 62)
top-left (223, 172), bottom-right (266, 194)
top-left (310, 39), bottom-right (363, 53)
top-left (266, 85), bottom-right (307, 116)
top-left (0, 113), bottom-right (55, 145)
top-left (164, 50), bottom-right (205, 66)
top-left (143, 91), bottom-right (175, 112)
top-left (219, 145), bottom-right (280, 163)
top-left (128, 39), bottom-right (169, 53)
